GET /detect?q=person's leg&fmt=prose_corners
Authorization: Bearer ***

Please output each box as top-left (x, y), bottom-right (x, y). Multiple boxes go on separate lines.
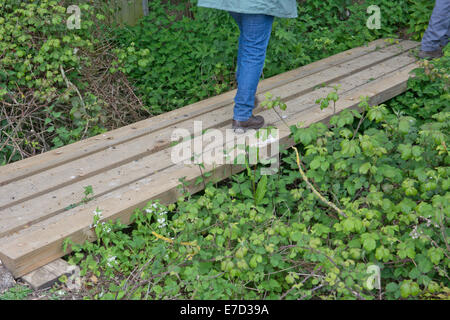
top-left (440, 24), bottom-right (449, 48)
top-left (421, 0), bottom-right (450, 52)
top-left (229, 12), bottom-right (243, 85)
top-left (232, 13), bottom-right (274, 122)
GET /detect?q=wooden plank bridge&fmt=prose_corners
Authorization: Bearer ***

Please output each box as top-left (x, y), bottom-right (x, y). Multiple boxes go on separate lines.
top-left (0, 39), bottom-right (420, 278)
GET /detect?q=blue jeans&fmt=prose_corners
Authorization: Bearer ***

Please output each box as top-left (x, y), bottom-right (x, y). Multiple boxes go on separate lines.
top-left (229, 12), bottom-right (274, 121)
top-left (421, 0), bottom-right (450, 51)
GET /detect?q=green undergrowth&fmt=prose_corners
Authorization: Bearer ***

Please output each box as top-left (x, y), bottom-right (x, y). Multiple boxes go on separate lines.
top-left (64, 47), bottom-right (449, 300)
top-left (0, 0), bottom-right (147, 165)
top-left (0, 285), bottom-right (32, 300)
top-left (111, 0), bottom-right (431, 115)
top-left (0, 0), bottom-right (110, 164)
top-left (0, 0), bottom-right (435, 165)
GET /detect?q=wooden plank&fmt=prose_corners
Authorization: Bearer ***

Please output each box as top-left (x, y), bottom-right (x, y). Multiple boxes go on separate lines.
top-left (0, 40), bottom-right (398, 205)
top-left (0, 51), bottom-right (418, 238)
top-left (0, 39), bottom-right (392, 186)
top-left (2, 43), bottom-right (418, 239)
top-left (0, 260), bottom-right (16, 292)
top-left (0, 40), bottom-right (418, 212)
top-left (0, 58), bottom-right (419, 277)
top-left (118, 0), bottom-right (144, 26)
top-left (21, 258), bottom-right (77, 290)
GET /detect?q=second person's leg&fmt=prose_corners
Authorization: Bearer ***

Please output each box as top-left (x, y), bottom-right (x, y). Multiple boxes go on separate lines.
top-left (420, 0), bottom-right (450, 58)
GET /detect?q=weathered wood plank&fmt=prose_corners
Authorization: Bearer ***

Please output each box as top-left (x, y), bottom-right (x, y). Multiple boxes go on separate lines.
top-left (0, 39), bottom-right (392, 186)
top-left (0, 51), bottom-right (418, 238)
top-left (0, 41), bottom-right (418, 212)
top-left (21, 258), bottom-right (77, 290)
top-left (0, 58), bottom-right (419, 277)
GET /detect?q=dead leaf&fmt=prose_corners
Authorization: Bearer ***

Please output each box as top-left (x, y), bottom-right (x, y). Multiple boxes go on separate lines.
top-left (90, 275), bottom-right (98, 284)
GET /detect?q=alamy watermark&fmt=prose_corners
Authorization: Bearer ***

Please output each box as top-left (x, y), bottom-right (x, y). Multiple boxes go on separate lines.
top-left (366, 264), bottom-right (381, 290)
top-left (170, 121), bottom-right (280, 175)
top-left (66, 5), bottom-right (81, 30)
top-left (367, 5), bottom-right (381, 30)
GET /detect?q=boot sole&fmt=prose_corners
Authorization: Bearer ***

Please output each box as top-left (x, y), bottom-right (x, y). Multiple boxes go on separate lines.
top-left (232, 120), bottom-right (265, 133)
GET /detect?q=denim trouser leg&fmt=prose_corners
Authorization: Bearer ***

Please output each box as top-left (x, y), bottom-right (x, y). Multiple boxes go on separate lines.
top-left (229, 12), bottom-right (274, 121)
top-left (421, 0), bottom-right (450, 51)
top-left (232, 13), bottom-right (243, 85)
top-left (441, 24), bottom-right (450, 48)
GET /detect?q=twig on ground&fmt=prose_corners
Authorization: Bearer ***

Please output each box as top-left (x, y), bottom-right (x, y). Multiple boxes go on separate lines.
top-left (292, 147), bottom-right (348, 218)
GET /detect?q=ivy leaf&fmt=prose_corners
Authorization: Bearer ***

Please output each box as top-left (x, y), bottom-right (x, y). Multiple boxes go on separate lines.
top-left (409, 267), bottom-right (421, 279)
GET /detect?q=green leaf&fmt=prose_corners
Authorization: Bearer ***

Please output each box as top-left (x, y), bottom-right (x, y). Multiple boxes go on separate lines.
top-left (427, 248), bottom-right (444, 265)
top-left (254, 175), bottom-right (268, 205)
top-left (375, 246), bottom-right (390, 261)
top-left (398, 118), bottom-right (411, 134)
top-left (417, 254), bottom-right (433, 273)
top-left (400, 281), bottom-right (411, 298)
top-left (289, 231), bottom-right (302, 242)
top-left (386, 282), bottom-right (399, 293)
top-left (359, 162), bottom-right (371, 174)
top-left (362, 234), bottom-right (376, 252)
top-left (409, 282), bottom-right (420, 296)
top-left (310, 157), bottom-right (321, 170)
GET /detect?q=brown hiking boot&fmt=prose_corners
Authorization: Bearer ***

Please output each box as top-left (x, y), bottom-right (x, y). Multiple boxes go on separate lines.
top-left (418, 48), bottom-right (443, 60)
top-left (232, 115), bottom-right (265, 133)
top-left (231, 96), bottom-right (264, 133)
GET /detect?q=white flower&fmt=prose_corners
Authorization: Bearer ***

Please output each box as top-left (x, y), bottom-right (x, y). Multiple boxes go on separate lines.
top-left (157, 217), bottom-right (166, 224)
top-left (93, 209), bottom-right (103, 219)
top-left (99, 222), bottom-right (112, 233)
top-left (90, 222), bottom-right (99, 228)
top-left (409, 226), bottom-right (419, 239)
top-left (106, 256), bottom-right (116, 267)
